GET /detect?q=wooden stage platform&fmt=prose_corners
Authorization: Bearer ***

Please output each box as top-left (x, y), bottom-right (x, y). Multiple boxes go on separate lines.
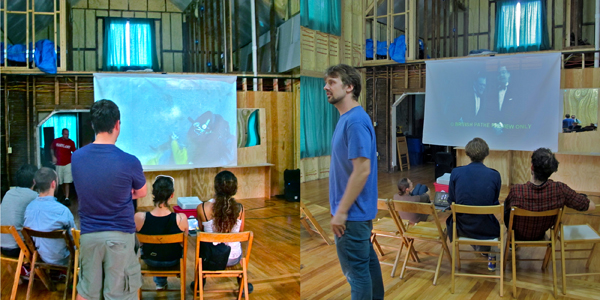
top-left (301, 163), bottom-right (600, 300)
top-left (0, 197), bottom-right (300, 299)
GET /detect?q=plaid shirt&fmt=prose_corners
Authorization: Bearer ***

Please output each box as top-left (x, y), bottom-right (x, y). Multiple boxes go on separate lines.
top-left (504, 180), bottom-right (590, 241)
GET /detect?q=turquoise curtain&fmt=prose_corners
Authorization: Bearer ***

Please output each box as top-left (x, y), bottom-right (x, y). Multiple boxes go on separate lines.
top-left (495, 0), bottom-right (549, 53)
top-left (103, 18), bottom-right (128, 71)
top-left (103, 18), bottom-right (159, 71)
top-left (41, 114), bottom-right (78, 148)
top-left (300, 76), bottom-right (340, 158)
top-left (300, 0), bottom-right (341, 36)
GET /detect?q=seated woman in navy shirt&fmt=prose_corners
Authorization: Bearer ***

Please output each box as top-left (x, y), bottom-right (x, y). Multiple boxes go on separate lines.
top-left (445, 137), bottom-right (501, 271)
top-left (135, 175), bottom-right (188, 290)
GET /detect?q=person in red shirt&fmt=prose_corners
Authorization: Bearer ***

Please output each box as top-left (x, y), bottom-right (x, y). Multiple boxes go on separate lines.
top-left (51, 128), bottom-right (76, 206)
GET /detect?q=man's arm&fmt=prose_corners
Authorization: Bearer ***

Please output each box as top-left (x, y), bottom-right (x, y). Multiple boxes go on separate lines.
top-left (51, 147), bottom-right (57, 164)
top-left (331, 157), bottom-right (371, 237)
top-left (132, 183), bottom-right (147, 199)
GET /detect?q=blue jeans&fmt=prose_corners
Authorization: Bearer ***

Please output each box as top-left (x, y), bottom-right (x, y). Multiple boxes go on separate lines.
top-left (335, 220), bottom-right (384, 300)
top-left (410, 183), bottom-right (429, 196)
top-left (143, 259), bottom-right (179, 287)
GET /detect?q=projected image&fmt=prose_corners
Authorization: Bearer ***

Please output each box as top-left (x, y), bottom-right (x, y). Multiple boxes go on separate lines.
top-left (424, 53), bottom-right (561, 151)
top-left (94, 73), bottom-right (237, 169)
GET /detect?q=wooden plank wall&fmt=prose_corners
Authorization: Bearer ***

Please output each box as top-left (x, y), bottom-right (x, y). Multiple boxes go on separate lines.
top-left (71, 0), bottom-right (184, 72)
top-left (237, 91), bottom-right (294, 196)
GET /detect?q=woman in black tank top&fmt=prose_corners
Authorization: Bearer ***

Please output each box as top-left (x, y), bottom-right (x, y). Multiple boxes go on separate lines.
top-left (134, 175), bottom-right (188, 290)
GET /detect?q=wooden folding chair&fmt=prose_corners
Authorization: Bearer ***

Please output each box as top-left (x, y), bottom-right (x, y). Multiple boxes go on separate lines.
top-left (557, 210), bottom-right (600, 295)
top-left (505, 207), bottom-right (562, 298)
top-left (137, 232), bottom-right (188, 300)
top-left (371, 198), bottom-right (418, 277)
top-left (21, 227), bottom-right (75, 300)
top-left (1, 225), bottom-right (27, 300)
top-left (396, 136), bottom-right (410, 171)
top-left (193, 231), bottom-right (253, 300)
top-left (388, 200), bottom-right (452, 285)
top-left (300, 201), bottom-right (333, 245)
top-left (71, 229), bottom-right (80, 300)
top-left (450, 204), bottom-right (504, 296)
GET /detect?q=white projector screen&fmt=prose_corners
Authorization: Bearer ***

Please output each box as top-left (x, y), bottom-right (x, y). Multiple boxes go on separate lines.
top-left (423, 53), bottom-right (561, 151)
top-left (94, 73), bottom-right (237, 170)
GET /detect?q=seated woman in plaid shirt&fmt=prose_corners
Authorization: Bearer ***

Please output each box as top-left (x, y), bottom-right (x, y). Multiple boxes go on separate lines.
top-left (503, 148), bottom-right (596, 241)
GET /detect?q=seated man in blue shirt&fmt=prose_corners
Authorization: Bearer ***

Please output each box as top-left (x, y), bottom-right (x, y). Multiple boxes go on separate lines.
top-left (24, 167), bottom-right (76, 265)
top-left (562, 114), bottom-right (574, 131)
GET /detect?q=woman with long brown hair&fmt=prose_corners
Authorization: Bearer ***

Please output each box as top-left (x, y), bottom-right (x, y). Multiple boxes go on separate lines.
top-left (197, 170), bottom-right (245, 266)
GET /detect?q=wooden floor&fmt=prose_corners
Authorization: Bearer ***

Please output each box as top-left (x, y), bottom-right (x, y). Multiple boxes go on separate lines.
top-left (301, 163), bottom-right (600, 300)
top-left (1, 197), bottom-right (300, 300)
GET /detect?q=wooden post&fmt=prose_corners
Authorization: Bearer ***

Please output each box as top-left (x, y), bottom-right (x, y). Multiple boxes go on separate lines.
top-left (424, 0), bottom-right (428, 58)
top-left (55, 77), bottom-right (59, 106)
top-left (27, 76), bottom-right (30, 163)
top-left (270, 0), bottom-right (277, 73)
top-left (4, 76), bottom-right (10, 184)
top-left (75, 76), bottom-right (79, 105)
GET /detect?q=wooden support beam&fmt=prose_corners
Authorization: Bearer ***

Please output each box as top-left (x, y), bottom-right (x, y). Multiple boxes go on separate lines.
top-left (270, 0), bottom-right (277, 73)
top-left (424, 0), bottom-right (428, 58)
top-left (27, 76), bottom-right (30, 164)
top-left (75, 76), bottom-right (79, 105)
top-left (4, 76), bottom-right (9, 184)
top-left (55, 77), bottom-right (60, 105)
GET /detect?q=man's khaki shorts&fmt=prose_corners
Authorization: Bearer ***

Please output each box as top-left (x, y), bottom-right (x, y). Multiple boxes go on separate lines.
top-left (77, 231), bottom-right (141, 300)
top-left (56, 164), bottom-right (73, 184)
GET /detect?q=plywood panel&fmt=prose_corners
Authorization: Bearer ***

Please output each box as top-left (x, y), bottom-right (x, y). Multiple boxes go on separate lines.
top-left (561, 68), bottom-right (600, 89)
top-left (162, 13), bottom-right (171, 50)
top-left (110, 0), bottom-right (128, 10)
top-left (138, 170), bottom-right (191, 207)
top-left (122, 11), bottom-right (134, 18)
top-left (88, 0), bottom-right (108, 10)
top-left (73, 50), bottom-right (83, 70)
top-left (237, 109), bottom-right (268, 165)
top-left (96, 10), bottom-right (109, 17)
top-left (109, 10), bottom-right (122, 17)
top-left (166, 0), bottom-right (181, 12)
top-left (73, 0), bottom-right (88, 8)
top-left (559, 132), bottom-right (600, 153)
top-left (85, 51), bottom-right (96, 71)
top-left (134, 11), bottom-right (147, 18)
top-left (191, 168), bottom-right (219, 200)
top-left (85, 10), bottom-right (96, 48)
top-left (72, 9), bottom-right (84, 48)
top-left (220, 166), bottom-right (270, 199)
top-left (148, 0), bottom-right (166, 12)
top-left (510, 150), bottom-right (531, 185)
top-left (173, 53), bottom-right (183, 72)
top-left (162, 52), bottom-right (174, 72)
top-left (129, 0), bottom-right (148, 11)
top-left (171, 13), bottom-right (183, 51)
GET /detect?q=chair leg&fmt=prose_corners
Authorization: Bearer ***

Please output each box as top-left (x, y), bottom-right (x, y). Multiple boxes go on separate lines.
top-left (242, 259), bottom-right (249, 300)
top-left (390, 242), bottom-right (404, 278)
top-left (503, 232), bottom-right (511, 271)
top-left (500, 240), bottom-right (504, 297)
top-left (180, 259), bottom-right (186, 300)
top-left (198, 268), bottom-right (204, 300)
top-left (63, 262), bottom-right (72, 300)
top-left (433, 246), bottom-right (444, 286)
top-left (72, 251), bottom-right (79, 300)
top-left (585, 243), bottom-right (596, 269)
top-left (561, 239), bottom-right (567, 295)
top-left (237, 275), bottom-right (244, 300)
top-left (451, 240), bottom-right (456, 294)
top-left (399, 240), bottom-right (414, 279)
top-left (10, 251), bottom-right (25, 300)
top-left (512, 238), bottom-right (517, 298)
top-left (372, 235), bottom-right (384, 257)
top-left (26, 252), bottom-right (39, 300)
top-left (551, 234), bottom-right (558, 298)
top-left (456, 243), bottom-right (462, 271)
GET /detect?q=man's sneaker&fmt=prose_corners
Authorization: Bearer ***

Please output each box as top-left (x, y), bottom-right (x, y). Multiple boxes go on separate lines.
top-left (63, 198), bottom-right (71, 207)
top-left (156, 283), bottom-right (168, 291)
top-left (241, 282), bottom-right (254, 294)
top-left (488, 256), bottom-right (496, 271)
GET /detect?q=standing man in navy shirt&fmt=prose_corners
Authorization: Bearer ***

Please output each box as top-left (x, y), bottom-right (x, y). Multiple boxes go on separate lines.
top-left (325, 64), bottom-right (383, 300)
top-left (72, 99), bottom-right (147, 300)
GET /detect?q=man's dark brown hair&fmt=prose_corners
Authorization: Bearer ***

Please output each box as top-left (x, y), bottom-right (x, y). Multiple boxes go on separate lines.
top-left (465, 137), bottom-right (489, 163)
top-left (531, 148), bottom-right (559, 182)
top-left (324, 64), bottom-right (362, 100)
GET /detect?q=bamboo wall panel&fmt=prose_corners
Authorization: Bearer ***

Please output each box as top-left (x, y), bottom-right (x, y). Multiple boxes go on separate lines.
top-left (237, 91), bottom-right (294, 196)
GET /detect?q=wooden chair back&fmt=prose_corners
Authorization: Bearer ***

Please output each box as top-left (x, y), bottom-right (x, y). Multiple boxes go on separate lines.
top-left (1, 226), bottom-right (27, 300)
top-left (390, 200), bottom-right (446, 240)
top-left (71, 229), bottom-right (80, 300)
top-left (451, 204), bottom-right (504, 216)
top-left (136, 231), bottom-right (188, 300)
top-left (196, 231), bottom-right (253, 268)
top-left (507, 206), bottom-right (563, 236)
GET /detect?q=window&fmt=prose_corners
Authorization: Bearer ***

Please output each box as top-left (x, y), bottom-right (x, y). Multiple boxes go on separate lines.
top-left (495, 0), bottom-right (549, 53)
top-left (103, 18), bottom-right (158, 71)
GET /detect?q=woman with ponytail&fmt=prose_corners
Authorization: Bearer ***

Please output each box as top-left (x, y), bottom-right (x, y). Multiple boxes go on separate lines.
top-left (197, 170), bottom-right (245, 266)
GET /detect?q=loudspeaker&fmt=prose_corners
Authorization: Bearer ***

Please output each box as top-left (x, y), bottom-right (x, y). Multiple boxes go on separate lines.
top-left (434, 152), bottom-right (454, 180)
top-left (284, 169), bottom-right (300, 202)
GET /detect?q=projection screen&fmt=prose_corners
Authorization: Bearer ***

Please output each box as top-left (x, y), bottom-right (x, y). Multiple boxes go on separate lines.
top-left (423, 52), bottom-right (561, 151)
top-left (94, 73), bottom-right (238, 170)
